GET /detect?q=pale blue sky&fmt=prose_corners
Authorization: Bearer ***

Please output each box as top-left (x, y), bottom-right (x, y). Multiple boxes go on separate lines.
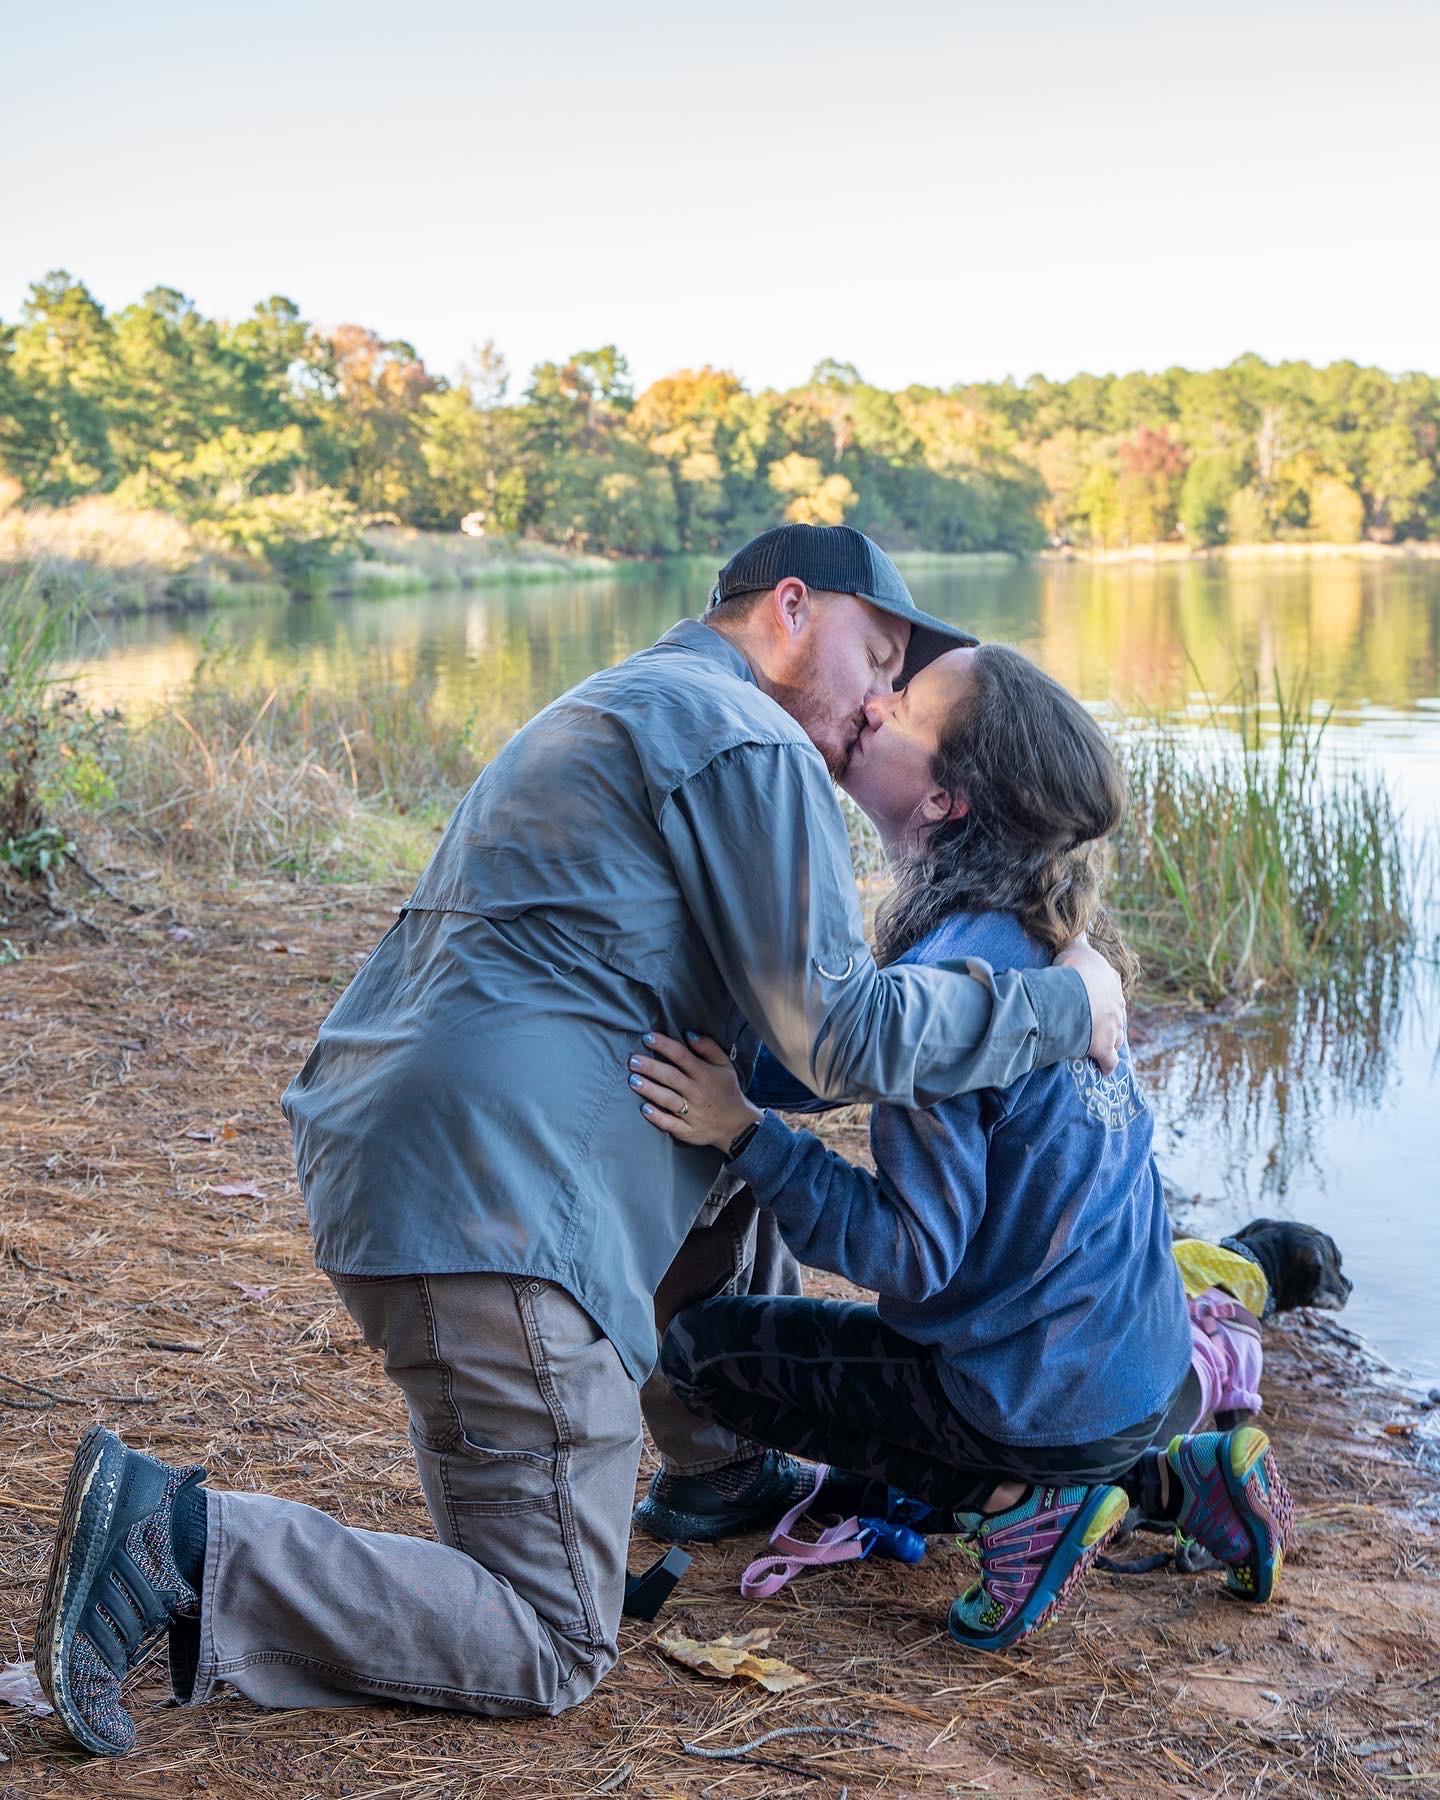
top-left (4, 0), bottom-right (1436, 393)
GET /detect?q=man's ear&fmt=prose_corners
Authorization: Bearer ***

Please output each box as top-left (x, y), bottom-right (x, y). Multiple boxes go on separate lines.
top-left (768, 577), bottom-right (813, 641)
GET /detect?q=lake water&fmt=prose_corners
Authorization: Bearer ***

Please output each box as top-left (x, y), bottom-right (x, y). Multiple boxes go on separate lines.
top-left (75, 557), bottom-right (1440, 1391)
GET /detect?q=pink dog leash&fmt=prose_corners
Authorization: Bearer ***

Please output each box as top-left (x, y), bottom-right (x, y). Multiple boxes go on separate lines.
top-left (740, 1464), bottom-right (867, 1597)
top-left (739, 1465), bottom-right (929, 1598)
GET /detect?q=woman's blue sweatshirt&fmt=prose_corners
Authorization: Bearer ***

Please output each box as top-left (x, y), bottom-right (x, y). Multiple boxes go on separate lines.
top-left (731, 909), bottom-right (1192, 1447)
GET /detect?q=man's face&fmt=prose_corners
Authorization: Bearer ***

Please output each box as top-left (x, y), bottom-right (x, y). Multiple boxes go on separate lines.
top-left (770, 593), bottom-right (910, 778)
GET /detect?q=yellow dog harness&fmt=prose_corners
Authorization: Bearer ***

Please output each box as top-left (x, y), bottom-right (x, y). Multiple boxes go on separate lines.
top-left (1171, 1238), bottom-right (1270, 1319)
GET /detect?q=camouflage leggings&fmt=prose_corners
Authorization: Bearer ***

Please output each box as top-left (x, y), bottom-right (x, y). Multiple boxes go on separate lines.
top-left (660, 1294), bottom-right (1198, 1513)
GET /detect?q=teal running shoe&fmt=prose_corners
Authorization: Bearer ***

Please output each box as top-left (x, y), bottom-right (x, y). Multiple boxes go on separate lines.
top-left (1166, 1426), bottom-right (1293, 1604)
top-left (34, 1426), bottom-right (206, 1756)
top-left (947, 1483), bottom-right (1129, 1653)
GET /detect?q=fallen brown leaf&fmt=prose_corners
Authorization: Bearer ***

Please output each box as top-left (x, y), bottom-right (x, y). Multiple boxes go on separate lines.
top-left (657, 1627), bottom-right (810, 1694)
top-left (258, 941), bottom-right (306, 955)
top-left (210, 1181), bottom-right (266, 1199)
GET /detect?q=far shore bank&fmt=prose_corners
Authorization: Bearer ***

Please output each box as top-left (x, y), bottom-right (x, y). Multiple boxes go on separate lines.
top-left (1036, 539), bottom-right (1440, 567)
top-left (17, 532), bottom-right (1440, 619)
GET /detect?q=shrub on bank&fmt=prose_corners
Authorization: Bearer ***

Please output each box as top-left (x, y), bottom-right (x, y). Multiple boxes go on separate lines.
top-left (0, 576), bottom-right (118, 889)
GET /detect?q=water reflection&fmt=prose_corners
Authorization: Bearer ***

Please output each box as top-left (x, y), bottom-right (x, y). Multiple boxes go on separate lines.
top-left (1141, 955), bottom-right (1440, 1385)
top-left (74, 557), bottom-right (1440, 732)
top-left (76, 574), bottom-right (696, 734)
top-left (1138, 954), bottom-right (1414, 1204)
top-left (923, 559), bottom-right (1440, 719)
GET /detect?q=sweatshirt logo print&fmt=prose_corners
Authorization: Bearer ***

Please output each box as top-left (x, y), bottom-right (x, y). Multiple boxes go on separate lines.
top-left (1068, 1057), bottom-right (1146, 1131)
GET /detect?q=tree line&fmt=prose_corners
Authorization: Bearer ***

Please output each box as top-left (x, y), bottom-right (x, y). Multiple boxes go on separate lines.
top-left (3, 271), bottom-right (1438, 575)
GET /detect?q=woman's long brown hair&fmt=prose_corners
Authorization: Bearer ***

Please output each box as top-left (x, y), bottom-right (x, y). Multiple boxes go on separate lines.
top-left (874, 643), bottom-right (1140, 991)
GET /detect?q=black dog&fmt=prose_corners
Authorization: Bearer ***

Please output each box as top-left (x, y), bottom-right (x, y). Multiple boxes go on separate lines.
top-left (1227, 1217), bottom-right (1353, 1315)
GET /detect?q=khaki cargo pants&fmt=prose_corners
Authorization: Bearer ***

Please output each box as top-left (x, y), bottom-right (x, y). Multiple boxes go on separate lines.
top-left (189, 1193), bottom-right (797, 1716)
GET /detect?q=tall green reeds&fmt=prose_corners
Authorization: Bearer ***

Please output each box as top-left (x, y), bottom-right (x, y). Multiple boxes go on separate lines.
top-left (1108, 678), bottom-right (1412, 1001)
top-left (0, 569), bottom-right (80, 701)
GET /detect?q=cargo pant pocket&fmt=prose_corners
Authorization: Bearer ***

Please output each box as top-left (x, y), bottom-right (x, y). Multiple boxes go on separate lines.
top-left (409, 1430), bottom-right (598, 1647)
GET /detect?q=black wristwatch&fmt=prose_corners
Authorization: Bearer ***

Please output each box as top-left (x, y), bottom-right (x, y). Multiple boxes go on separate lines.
top-left (724, 1118), bottom-right (762, 1162)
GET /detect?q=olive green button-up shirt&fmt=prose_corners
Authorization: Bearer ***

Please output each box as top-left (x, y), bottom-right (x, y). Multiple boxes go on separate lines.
top-left (282, 618), bottom-right (1092, 1382)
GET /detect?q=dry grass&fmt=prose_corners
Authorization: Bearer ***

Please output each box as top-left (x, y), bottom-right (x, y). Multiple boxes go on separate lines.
top-left (0, 491), bottom-right (196, 579)
top-left (1, 875), bottom-right (1437, 1796)
top-left (0, 492), bottom-right (271, 612)
top-left (357, 526), bottom-right (622, 591)
top-left (0, 494), bottom-right (621, 620)
top-left (88, 674), bottom-right (497, 880)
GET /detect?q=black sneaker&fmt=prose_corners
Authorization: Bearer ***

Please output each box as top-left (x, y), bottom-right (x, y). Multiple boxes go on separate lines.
top-left (633, 1451), bottom-right (882, 1543)
top-left (34, 1426), bottom-right (206, 1757)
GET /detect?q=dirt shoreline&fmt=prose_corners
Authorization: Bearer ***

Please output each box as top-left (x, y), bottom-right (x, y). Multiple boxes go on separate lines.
top-left (2, 877), bottom-right (1437, 1797)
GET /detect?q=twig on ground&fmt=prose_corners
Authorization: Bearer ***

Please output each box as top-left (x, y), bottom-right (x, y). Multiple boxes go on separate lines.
top-left (679, 1721), bottom-right (899, 1781)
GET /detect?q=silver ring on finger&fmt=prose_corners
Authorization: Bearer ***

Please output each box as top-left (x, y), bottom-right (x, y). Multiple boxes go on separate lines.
top-left (678, 1099), bottom-right (690, 1117)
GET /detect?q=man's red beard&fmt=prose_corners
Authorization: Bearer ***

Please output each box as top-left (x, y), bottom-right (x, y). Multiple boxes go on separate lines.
top-left (765, 673), bottom-right (862, 780)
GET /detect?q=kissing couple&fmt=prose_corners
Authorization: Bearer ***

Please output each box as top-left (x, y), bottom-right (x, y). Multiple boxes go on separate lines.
top-left (35, 524), bottom-right (1288, 1756)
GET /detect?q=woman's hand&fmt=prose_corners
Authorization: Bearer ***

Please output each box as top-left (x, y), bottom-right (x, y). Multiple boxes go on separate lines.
top-left (627, 1031), bottom-right (762, 1151)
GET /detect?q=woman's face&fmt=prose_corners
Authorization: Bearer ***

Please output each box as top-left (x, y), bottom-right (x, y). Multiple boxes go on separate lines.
top-left (840, 647), bottom-right (978, 849)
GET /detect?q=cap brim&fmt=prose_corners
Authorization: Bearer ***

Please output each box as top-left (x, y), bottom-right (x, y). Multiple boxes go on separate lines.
top-left (856, 593), bottom-right (979, 684)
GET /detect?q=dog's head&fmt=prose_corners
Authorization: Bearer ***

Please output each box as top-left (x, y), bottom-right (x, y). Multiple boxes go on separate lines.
top-left (1233, 1218), bottom-right (1353, 1314)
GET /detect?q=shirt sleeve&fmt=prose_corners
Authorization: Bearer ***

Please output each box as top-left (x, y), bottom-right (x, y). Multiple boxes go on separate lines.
top-left (728, 1104), bottom-right (989, 1300)
top-left (658, 743), bottom-right (1091, 1107)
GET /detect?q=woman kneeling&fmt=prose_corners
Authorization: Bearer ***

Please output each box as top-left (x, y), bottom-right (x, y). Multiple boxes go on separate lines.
top-left (631, 644), bottom-right (1293, 1651)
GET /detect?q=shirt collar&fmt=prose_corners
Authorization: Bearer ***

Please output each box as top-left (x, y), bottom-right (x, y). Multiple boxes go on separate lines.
top-left (654, 616), bottom-right (758, 688)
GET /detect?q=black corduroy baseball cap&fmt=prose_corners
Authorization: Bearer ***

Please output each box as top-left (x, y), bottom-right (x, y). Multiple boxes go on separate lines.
top-left (708, 523), bottom-right (977, 681)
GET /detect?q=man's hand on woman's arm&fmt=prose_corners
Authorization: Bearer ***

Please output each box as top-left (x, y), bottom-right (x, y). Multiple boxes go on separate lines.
top-left (1055, 934), bottom-right (1126, 1074)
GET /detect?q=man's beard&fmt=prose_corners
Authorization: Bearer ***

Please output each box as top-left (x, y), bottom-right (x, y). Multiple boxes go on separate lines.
top-left (766, 673), bottom-right (862, 781)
